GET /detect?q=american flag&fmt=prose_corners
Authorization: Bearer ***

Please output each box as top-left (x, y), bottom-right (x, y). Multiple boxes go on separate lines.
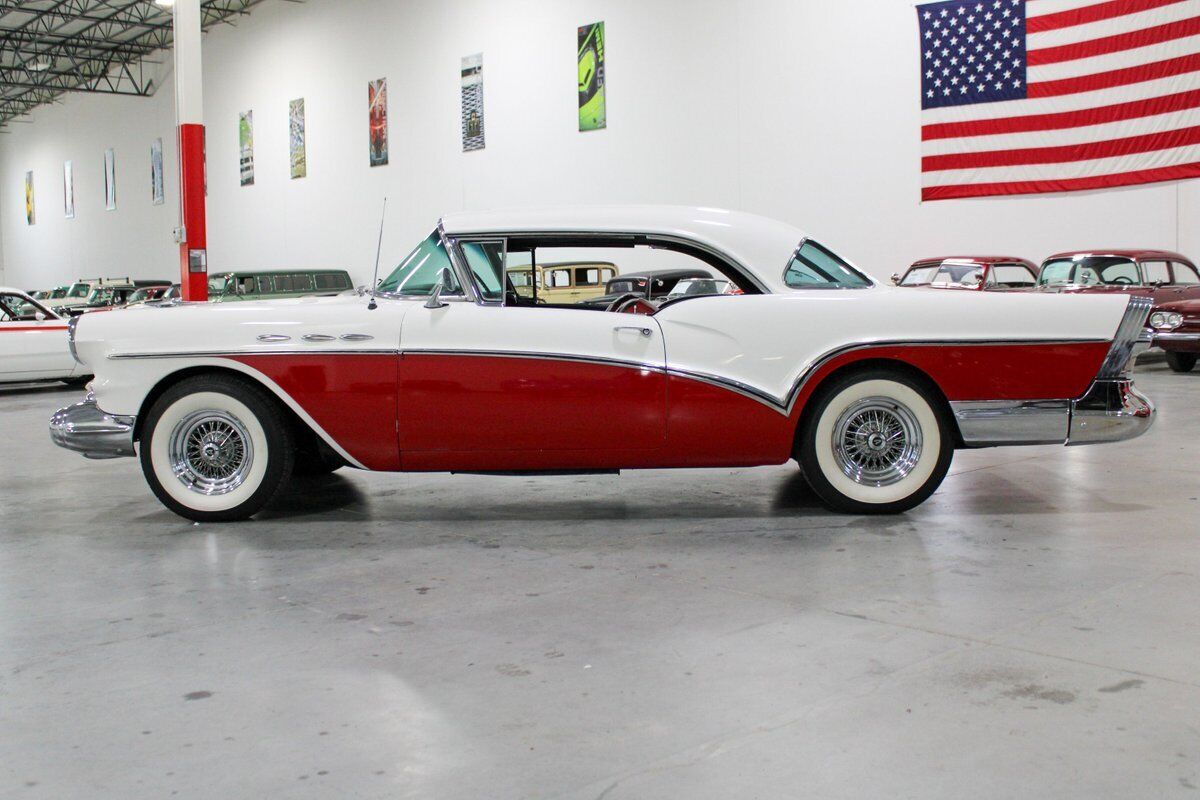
top-left (919, 0), bottom-right (1200, 200)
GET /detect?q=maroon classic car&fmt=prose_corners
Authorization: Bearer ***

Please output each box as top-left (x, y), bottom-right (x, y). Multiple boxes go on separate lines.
top-left (1146, 297), bottom-right (1200, 372)
top-left (1036, 250), bottom-right (1200, 304)
top-left (893, 256), bottom-right (1038, 291)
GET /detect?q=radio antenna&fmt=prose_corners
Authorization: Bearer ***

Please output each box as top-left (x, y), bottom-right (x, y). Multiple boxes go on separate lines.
top-left (367, 197), bottom-right (387, 310)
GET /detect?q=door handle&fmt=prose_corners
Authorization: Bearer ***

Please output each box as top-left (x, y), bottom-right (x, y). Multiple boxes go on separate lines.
top-left (613, 326), bottom-right (653, 337)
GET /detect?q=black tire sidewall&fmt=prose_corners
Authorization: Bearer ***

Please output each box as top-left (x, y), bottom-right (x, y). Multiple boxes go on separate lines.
top-left (798, 369), bottom-right (954, 514)
top-left (139, 374), bottom-right (294, 522)
top-left (1165, 351), bottom-right (1197, 373)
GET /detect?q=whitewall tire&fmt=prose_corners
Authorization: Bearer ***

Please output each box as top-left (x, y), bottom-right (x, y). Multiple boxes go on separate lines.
top-left (139, 374), bottom-right (295, 522)
top-left (798, 370), bottom-right (953, 514)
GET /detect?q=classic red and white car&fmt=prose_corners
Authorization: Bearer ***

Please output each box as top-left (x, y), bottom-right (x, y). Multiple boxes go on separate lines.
top-left (50, 207), bottom-right (1155, 521)
top-left (1037, 249), bottom-right (1200, 303)
top-left (1145, 297), bottom-right (1200, 373)
top-left (894, 256), bottom-right (1038, 291)
top-left (1, 287), bottom-right (91, 386)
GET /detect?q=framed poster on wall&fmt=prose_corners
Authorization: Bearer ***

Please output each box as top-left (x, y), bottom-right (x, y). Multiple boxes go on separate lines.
top-left (239, 111), bottom-right (255, 186)
top-left (461, 54), bottom-right (485, 152)
top-left (578, 21), bottom-right (606, 131)
top-left (104, 148), bottom-right (116, 211)
top-left (63, 161), bottom-right (74, 219)
top-left (24, 170), bottom-right (34, 225)
top-left (369, 78), bottom-right (388, 167)
top-left (290, 98), bottom-right (307, 179)
top-left (151, 138), bottom-right (164, 205)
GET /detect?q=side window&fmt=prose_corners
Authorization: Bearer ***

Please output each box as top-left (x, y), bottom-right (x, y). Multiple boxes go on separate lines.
top-left (575, 267), bottom-right (601, 286)
top-left (238, 277), bottom-right (256, 295)
top-left (0, 294), bottom-right (18, 321)
top-left (314, 273), bottom-right (351, 290)
top-left (1172, 262), bottom-right (1200, 284)
top-left (992, 264), bottom-right (1036, 287)
top-left (292, 273), bottom-right (315, 292)
top-left (784, 240), bottom-right (871, 289)
top-left (546, 269), bottom-right (571, 288)
top-left (274, 275), bottom-right (295, 292)
top-left (1141, 261), bottom-right (1171, 285)
top-left (460, 240), bottom-right (505, 302)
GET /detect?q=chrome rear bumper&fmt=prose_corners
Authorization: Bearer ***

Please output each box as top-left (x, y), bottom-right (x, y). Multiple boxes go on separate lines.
top-left (49, 396), bottom-right (136, 459)
top-left (1067, 379), bottom-right (1154, 446)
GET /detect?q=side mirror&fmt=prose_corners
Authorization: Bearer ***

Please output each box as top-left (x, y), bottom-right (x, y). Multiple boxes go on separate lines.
top-left (424, 268), bottom-right (453, 309)
top-left (890, 273), bottom-right (901, 285)
top-left (34, 311), bottom-right (46, 321)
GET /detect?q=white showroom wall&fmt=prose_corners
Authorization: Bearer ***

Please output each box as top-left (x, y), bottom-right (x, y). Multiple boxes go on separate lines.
top-left (3, 0), bottom-right (1200, 290)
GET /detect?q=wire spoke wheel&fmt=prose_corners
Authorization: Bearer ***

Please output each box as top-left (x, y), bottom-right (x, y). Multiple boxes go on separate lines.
top-left (831, 396), bottom-right (923, 487)
top-left (168, 410), bottom-right (255, 496)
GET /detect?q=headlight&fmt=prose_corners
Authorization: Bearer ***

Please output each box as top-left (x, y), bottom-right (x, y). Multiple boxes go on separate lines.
top-left (1149, 311), bottom-right (1183, 331)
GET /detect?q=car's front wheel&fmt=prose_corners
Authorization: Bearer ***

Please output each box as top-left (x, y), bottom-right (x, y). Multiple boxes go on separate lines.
top-left (1166, 351), bottom-right (1197, 373)
top-left (139, 374), bottom-right (295, 521)
top-left (797, 369), bottom-right (954, 514)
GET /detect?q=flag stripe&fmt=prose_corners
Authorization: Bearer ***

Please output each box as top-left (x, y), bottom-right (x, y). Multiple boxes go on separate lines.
top-left (1028, 50), bottom-right (1200, 96)
top-left (924, 120), bottom-right (1200, 169)
top-left (922, 159), bottom-right (1200, 198)
top-left (1026, 0), bottom-right (1198, 48)
top-left (1026, 0), bottom-right (1187, 33)
top-left (923, 104), bottom-right (1200, 153)
top-left (923, 140), bottom-right (1200, 184)
top-left (1028, 31), bottom-right (1200, 82)
top-left (1027, 14), bottom-right (1200, 64)
top-left (922, 85), bottom-right (1200, 139)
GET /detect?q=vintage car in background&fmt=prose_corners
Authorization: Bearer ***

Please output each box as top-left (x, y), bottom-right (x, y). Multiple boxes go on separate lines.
top-left (578, 268), bottom-right (714, 309)
top-left (51, 206), bottom-right (1154, 522)
top-left (32, 286), bottom-right (69, 302)
top-left (50, 277), bottom-right (166, 316)
top-left (0, 288), bottom-right (91, 386)
top-left (123, 285), bottom-right (173, 306)
top-left (894, 257), bottom-right (1039, 291)
top-left (1144, 297), bottom-right (1200, 372)
top-left (1037, 250), bottom-right (1200, 304)
top-left (509, 261), bottom-right (617, 304)
top-left (208, 269), bottom-right (355, 302)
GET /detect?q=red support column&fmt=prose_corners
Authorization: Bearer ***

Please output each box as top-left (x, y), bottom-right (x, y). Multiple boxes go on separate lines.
top-left (174, 0), bottom-right (208, 301)
top-left (178, 124), bottom-right (207, 300)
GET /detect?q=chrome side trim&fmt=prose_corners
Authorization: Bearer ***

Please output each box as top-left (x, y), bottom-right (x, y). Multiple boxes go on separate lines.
top-left (1098, 295), bottom-right (1153, 379)
top-left (664, 366), bottom-right (783, 410)
top-left (301, 334), bottom-right (338, 342)
top-left (1068, 379), bottom-right (1154, 446)
top-left (109, 352), bottom-right (398, 362)
top-left (67, 314), bottom-right (81, 364)
top-left (340, 333), bottom-right (375, 342)
top-left (951, 400), bottom-right (1070, 446)
top-left (256, 334), bottom-right (291, 342)
top-left (1153, 331), bottom-right (1200, 344)
top-left (401, 348), bottom-right (667, 374)
top-left (49, 396), bottom-right (136, 459)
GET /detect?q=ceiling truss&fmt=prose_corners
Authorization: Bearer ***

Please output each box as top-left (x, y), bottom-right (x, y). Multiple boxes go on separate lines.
top-left (0, 0), bottom-right (274, 126)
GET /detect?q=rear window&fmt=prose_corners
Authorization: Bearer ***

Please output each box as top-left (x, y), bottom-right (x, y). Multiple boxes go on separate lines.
top-left (1174, 262), bottom-right (1200, 284)
top-left (784, 241), bottom-right (872, 289)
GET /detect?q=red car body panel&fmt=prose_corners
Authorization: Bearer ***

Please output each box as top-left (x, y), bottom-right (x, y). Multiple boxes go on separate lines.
top-left (222, 340), bottom-right (1112, 473)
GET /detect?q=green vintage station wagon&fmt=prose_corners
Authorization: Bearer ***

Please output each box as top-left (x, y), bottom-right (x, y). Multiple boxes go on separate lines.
top-left (208, 270), bottom-right (354, 302)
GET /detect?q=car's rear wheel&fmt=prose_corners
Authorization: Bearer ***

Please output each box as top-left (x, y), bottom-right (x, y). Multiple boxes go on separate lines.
top-left (1165, 351), bottom-right (1197, 373)
top-left (139, 374), bottom-right (294, 522)
top-left (797, 369), bottom-right (954, 514)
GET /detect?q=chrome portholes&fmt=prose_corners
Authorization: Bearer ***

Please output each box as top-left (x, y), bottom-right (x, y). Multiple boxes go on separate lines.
top-left (831, 396), bottom-right (923, 487)
top-left (168, 410), bottom-right (255, 496)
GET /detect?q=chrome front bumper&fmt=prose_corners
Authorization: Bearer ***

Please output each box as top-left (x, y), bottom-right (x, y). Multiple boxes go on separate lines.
top-left (49, 396), bottom-right (136, 459)
top-left (1067, 379), bottom-right (1154, 446)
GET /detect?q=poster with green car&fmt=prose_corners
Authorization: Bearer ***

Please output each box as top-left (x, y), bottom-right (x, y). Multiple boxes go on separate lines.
top-left (578, 21), bottom-right (606, 131)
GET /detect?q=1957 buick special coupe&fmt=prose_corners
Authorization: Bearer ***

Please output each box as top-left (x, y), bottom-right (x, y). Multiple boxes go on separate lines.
top-left (50, 207), bottom-right (1155, 521)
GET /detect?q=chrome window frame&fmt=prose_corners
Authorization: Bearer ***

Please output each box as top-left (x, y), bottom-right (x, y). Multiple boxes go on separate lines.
top-left (440, 228), bottom-right (770, 300)
top-left (448, 235), bottom-right (508, 306)
top-left (782, 238), bottom-right (875, 291)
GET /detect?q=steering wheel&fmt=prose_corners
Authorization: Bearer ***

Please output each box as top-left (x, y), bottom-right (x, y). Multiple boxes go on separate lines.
top-left (612, 295), bottom-right (656, 315)
top-left (1110, 276), bottom-right (1134, 285)
top-left (605, 293), bottom-right (644, 313)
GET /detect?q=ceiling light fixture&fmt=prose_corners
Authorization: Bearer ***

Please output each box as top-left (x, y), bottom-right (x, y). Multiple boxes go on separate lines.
top-left (30, 62), bottom-right (50, 71)
top-left (154, 0), bottom-right (175, 7)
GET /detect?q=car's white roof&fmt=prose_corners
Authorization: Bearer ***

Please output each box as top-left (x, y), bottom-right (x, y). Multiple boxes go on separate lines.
top-left (0, 286), bottom-right (32, 297)
top-left (439, 205), bottom-right (817, 291)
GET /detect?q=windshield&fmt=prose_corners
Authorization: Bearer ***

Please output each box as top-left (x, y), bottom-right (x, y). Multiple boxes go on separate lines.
top-left (67, 282), bottom-right (90, 298)
top-left (377, 231), bottom-right (462, 297)
top-left (1039, 257), bottom-right (1140, 286)
top-left (784, 241), bottom-right (872, 289)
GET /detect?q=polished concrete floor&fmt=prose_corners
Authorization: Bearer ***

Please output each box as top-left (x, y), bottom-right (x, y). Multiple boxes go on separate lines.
top-left (1, 363), bottom-right (1197, 799)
